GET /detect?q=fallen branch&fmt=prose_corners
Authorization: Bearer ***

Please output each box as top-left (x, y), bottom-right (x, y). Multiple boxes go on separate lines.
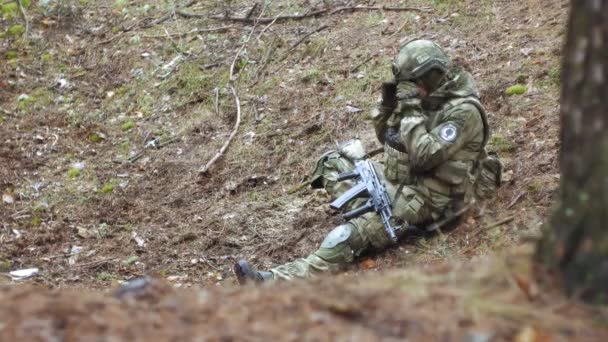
top-left (149, 0), bottom-right (197, 26)
top-left (142, 26), bottom-right (233, 39)
top-left (214, 87), bottom-right (220, 115)
top-left (195, 5), bottom-right (431, 24)
top-left (506, 191), bottom-right (527, 209)
top-left (195, 9), bottom-right (328, 23)
top-left (200, 86), bottom-right (241, 174)
top-left (329, 5), bottom-right (432, 15)
top-left (199, 6), bottom-right (266, 174)
top-left (72, 257), bottom-right (119, 269)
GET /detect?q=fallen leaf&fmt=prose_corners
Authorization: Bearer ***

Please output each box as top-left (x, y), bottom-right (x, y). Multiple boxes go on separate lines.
top-left (514, 326), bottom-right (553, 342)
top-left (77, 227), bottom-right (92, 239)
top-left (359, 259), bottom-right (376, 269)
top-left (512, 273), bottom-right (539, 300)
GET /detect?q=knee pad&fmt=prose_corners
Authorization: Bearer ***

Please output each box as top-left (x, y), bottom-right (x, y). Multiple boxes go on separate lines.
top-left (315, 224), bottom-right (359, 264)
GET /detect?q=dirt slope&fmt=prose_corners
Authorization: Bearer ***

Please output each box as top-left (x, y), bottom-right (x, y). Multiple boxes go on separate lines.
top-left (2, 249), bottom-right (607, 341)
top-left (1, 0), bottom-right (605, 340)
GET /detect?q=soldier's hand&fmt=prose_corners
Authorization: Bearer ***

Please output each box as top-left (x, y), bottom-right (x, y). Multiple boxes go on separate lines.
top-left (396, 81), bottom-right (420, 100)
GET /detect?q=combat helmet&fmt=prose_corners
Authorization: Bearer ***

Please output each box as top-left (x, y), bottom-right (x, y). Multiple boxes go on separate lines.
top-left (392, 39), bottom-right (450, 82)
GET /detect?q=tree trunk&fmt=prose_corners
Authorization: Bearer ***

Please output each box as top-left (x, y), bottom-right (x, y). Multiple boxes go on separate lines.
top-left (537, 0), bottom-right (608, 303)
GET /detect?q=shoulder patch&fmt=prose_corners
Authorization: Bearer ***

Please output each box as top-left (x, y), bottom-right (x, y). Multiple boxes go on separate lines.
top-left (439, 123), bottom-right (458, 142)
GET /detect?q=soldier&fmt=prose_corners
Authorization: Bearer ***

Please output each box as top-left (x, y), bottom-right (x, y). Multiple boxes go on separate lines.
top-left (234, 39), bottom-right (502, 284)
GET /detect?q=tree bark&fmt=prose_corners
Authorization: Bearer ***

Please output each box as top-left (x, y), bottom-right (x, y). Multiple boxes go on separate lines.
top-left (537, 0), bottom-right (608, 303)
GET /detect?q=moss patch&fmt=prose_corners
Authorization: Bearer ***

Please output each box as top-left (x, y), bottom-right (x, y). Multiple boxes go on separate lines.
top-left (505, 84), bottom-right (528, 96)
top-left (67, 168), bottom-right (81, 179)
top-left (121, 120), bottom-right (135, 131)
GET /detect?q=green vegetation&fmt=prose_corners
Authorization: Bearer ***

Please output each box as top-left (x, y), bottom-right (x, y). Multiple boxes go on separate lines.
top-left (548, 66), bottom-right (561, 86)
top-left (0, 259), bottom-right (11, 272)
top-left (1, 3), bottom-right (18, 19)
top-left (7, 24), bottom-right (25, 37)
top-left (505, 84), bottom-right (528, 96)
top-left (88, 133), bottom-right (104, 143)
top-left (303, 36), bottom-right (328, 58)
top-left (96, 272), bottom-right (115, 281)
top-left (121, 119), bottom-right (135, 131)
top-left (41, 52), bottom-right (52, 63)
top-left (300, 67), bottom-right (321, 83)
top-left (114, 0), bottom-right (127, 9)
top-left (123, 255), bottom-right (139, 265)
top-left (6, 50), bottom-right (17, 60)
top-left (99, 183), bottom-right (115, 194)
top-left (364, 12), bottom-right (385, 28)
top-left (67, 168), bottom-right (81, 179)
top-left (488, 134), bottom-right (516, 153)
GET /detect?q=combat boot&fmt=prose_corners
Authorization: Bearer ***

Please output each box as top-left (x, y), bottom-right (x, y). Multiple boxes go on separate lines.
top-left (234, 260), bottom-right (274, 285)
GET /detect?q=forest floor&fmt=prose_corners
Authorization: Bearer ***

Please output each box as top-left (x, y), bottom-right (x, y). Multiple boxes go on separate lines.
top-left (0, 0), bottom-right (606, 340)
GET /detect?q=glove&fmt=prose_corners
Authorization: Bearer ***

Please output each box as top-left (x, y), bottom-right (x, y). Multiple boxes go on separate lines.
top-left (380, 80), bottom-right (398, 111)
top-left (396, 81), bottom-right (420, 100)
top-left (395, 81), bottom-right (423, 117)
top-left (384, 127), bottom-right (407, 153)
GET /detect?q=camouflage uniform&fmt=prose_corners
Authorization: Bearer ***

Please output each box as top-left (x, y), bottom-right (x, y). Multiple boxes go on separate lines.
top-left (237, 40), bottom-right (501, 282)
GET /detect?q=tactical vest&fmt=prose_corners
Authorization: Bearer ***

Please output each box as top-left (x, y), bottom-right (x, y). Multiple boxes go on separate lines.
top-left (384, 96), bottom-right (492, 201)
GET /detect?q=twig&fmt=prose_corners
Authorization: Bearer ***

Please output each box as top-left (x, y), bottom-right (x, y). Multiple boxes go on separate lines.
top-left (15, 0), bottom-right (29, 38)
top-left (200, 9), bottom-right (328, 23)
top-left (471, 216), bottom-right (515, 238)
top-left (142, 26), bottom-right (233, 39)
top-left (329, 5), bottom-right (432, 15)
top-left (206, 63), bottom-right (223, 70)
top-left (214, 87), bottom-right (220, 115)
top-left (163, 26), bottom-right (185, 55)
top-left (245, 3), bottom-right (258, 19)
top-left (199, 86), bottom-right (241, 174)
top-left (228, 13), bottom-right (265, 81)
top-left (198, 7), bottom-right (265, 175)
top-left (149, 0), bottom-right (197, 26)
top-left (426, 203), bottom-right (473, 232)
top-left (506, 191), bottom-right (527, 209)
top-left (350, 55), bottom-right (374, 73)
top-left (281, 24), bottom-right (329, 58)
top-left (255, 9), bottom-right (287, 42)
top-left (72, 257), bottom-right (119, 269)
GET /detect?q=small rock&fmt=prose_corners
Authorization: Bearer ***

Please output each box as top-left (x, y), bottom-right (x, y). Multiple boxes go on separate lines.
top-left (9, 268), bottom-right (39, 281)
top-left (56, 78), bottom-right (71, 89)
top-left (131, 68), bottom-right (144, 77)
top-left (113, 277), bottom-right (151, 298)
top-left (132, 233), bottom-right (146, 247)
top-left (73, 162), bottom-right (86, 170)
top-left (2, 193), bottom-right (14, 204)
top-left (345, 105), bottom-right (362, 113)
top-left (77, 227), bottom-right (92, 239)
top-left (17, 94), bottom-right (30, 102)
top-left (466, 332), bottom-right (493, 342)
top-left (502, 170), bottom-right (514, 183)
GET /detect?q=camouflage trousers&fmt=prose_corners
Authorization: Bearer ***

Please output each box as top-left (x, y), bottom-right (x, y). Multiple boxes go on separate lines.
top-left (269, 151), bottom-right (445, 280)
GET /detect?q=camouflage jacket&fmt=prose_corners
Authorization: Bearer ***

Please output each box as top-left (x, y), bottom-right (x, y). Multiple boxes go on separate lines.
top-left (372, 67), bottom-right (489, 209)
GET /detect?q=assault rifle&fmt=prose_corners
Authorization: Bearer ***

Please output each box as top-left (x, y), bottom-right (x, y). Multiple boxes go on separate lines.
top-left (330, 160), bottom-right (400, 243)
